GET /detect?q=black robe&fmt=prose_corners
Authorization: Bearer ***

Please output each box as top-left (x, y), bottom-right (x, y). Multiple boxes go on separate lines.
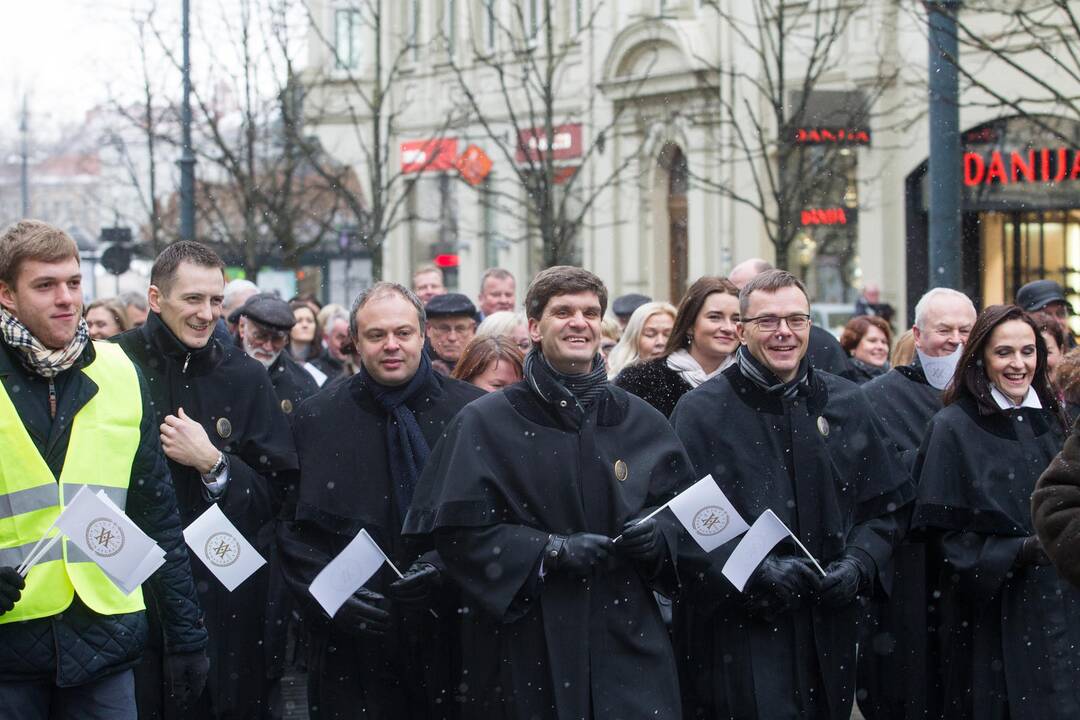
top-left (669, 364), bottom-right (913, 720)
top-left (403, 381), bottom-right (697, 720)
top-left (912, 396), bottom-right (1080, 720)
top-left (807, 325), bottom-right (850, 376)
top-left (856, 364), bottom-right (944, 720)
top-left (613, 357), bottom-right (692, 418)
top-left (266, 351), bottom-right (320, 417)
top-left (839, 357), bottom-right (887, 385)
top-left (278, 371), bottom-right (484, 720)
top-left (115, 312), bottom-right (297, 720)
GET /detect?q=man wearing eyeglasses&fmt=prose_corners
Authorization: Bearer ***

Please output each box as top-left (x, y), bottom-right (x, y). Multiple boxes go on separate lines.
top-left (670, 269), bottom-right (913, 720)
top-left (424, 293), bottom-right (478, 375)
top-left (231, 293), bottom-right (319, 418)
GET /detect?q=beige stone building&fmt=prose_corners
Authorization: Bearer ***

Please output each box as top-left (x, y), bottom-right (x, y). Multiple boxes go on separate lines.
top-left (302, 1), bottom-right (1080, 327)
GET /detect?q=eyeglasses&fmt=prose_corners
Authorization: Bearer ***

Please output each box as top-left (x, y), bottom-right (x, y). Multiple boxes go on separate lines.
top-left (249, 325), bottom-right (289, 345)
top-left (742, 314), bottom-right (811, 332)
top-left (430, 323), bottom-right (475, 336)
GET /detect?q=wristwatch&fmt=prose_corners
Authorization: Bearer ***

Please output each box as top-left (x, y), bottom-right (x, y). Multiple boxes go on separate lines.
top-left (201, 452), bottom-right (228, 482)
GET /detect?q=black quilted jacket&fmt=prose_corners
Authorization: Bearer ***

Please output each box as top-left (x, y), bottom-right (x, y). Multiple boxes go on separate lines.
top-left (0, 341), bottom-right (207, 687)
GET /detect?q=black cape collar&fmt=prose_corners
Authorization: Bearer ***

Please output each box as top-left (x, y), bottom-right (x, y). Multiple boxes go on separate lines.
top-left (141, 311), bottom-right (222, 374)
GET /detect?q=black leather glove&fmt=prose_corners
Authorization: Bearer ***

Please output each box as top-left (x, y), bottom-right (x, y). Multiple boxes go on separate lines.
top-left (545, 533), bottom-right (614, 578)
top-left (818, 554), bottom-right (869, 609)
top-left (334, 587), bottom-right (391, 637)
top-left (0, 567), bottom-right (25, 616)
top-left (389, 561), bottom-right (442, 605)
top-left (617, 518), bottom-right (663, 567)
top-left (744, 556), bottom-right (821, 616)
top-left (1016, 535), bottom-right (1052, 568)
top-left (165, 651), bottom-right (209, 706)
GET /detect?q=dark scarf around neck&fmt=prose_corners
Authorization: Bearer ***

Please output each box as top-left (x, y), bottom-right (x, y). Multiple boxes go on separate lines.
top-left (524, 348), bottom-right (608, 414)
top-left (360, 351), bottom-right (435, 520)
top-left (736, 344), bottom-right (809, 398)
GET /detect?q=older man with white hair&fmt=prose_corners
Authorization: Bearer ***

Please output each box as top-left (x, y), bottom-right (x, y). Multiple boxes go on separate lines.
top-left (856, 286), bottom-right (976, 720)
top-left (220, 279), bottom-right (259, 337)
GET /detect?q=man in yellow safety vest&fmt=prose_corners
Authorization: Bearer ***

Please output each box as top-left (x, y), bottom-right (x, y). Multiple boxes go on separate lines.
top-left (0, 220), bottom-right (208, 719)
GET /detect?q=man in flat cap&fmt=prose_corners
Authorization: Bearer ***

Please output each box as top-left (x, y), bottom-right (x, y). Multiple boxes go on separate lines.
top-left (1018, 279), bottom-right (1076, 349)
top-left (232, 293), bottom-right (319, 417)
top-left (612, 292), bottom-right (651, 329)
top-left (424, 292), bottom-right (477, 375)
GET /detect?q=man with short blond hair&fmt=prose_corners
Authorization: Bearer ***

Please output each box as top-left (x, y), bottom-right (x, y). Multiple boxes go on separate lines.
top-left (0, 220), bottom-right (207, 719)
top-left (477, 267), bottom-right (516, 319)
top-left (412, 265), bottom-right (446, 305)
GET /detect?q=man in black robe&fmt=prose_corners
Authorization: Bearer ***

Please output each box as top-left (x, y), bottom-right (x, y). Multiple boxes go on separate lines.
top-left (670, 269), bottom-right (913, 720)
top-left (231, 292), bottom-right (319, 417)
top-left (404, 266), bottom-right (697, 720)
top-left (729, 258), bottom-right (849, 375)
top-left (278, 282), bottom-right (483, 720)
top-left (115, 242), bottom-right (297, 720)
top-left (856, 288), bottom-right (975, 720)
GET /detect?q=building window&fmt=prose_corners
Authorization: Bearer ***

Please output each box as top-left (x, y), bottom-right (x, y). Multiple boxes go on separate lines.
top-left (334, 8), bottom-right (363, 70)
top-left (525, 0), bottom-right (540, 43)
top-left (408, 0), bottom-right (421, 60)
top-left (573, 0), bottom-right (584, 33)
top-left (408, 174), bottom-right (460, 290)
top-left (483, 0), bottom-right (498, 52)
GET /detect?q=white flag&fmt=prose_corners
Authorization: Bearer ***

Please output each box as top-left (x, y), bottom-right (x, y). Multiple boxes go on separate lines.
top-left (54, 486), bottom-right (162, 595)
top-left (721, 509), bottom-right (797, 591)
top-left (309, 529), bottom-right (388, 618)
top-left (183, 504), bottom-right (266, 592)
top-left (667, 475), bottom-right (751, 553)
top-left (95, 491), bottom-right (165, 594)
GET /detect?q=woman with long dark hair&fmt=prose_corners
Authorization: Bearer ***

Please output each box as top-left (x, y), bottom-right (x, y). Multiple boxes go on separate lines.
top-left (613, 277), bottom-right (739, 416)
top-left (912, 304), bottom-right (1080, 719)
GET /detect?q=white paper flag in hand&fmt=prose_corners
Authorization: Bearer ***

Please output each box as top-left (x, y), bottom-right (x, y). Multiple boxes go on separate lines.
top-left (667, 475), bottom-right (750, 553)
top-left (183, 504), bottom-right (266, 592)
top-left (54, 486), bottom-right (161, 595)
top-left (721, 509), bottom-right (826, 592)
top-left (309, 529), bottom-right (388, 618)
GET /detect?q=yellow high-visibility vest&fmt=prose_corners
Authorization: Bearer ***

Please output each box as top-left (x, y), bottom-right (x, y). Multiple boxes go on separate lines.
top-left (0, 341), bottom-right (145, 623)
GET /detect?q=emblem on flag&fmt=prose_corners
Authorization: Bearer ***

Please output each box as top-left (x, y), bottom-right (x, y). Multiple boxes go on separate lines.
top-left (205, 532), bottom-right (241, 567)
top-left (85, 518), bottom-right (125, 557)
top-left (692, 506), bottom-right (730, 536)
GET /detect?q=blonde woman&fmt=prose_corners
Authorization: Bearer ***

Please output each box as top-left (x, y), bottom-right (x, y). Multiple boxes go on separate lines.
top-left (476, 310), bottom-right (531, 354)
top-left (606, 301), bottom-right (676, 379)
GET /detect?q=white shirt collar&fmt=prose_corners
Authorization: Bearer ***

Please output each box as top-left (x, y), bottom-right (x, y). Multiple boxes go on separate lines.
top-left (989, 384), bottom-right (1043, 410)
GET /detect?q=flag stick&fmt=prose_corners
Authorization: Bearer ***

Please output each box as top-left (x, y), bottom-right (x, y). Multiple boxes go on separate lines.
top-left (788, 534), bottom-right (827, 577)
top-left (18, 533), bottom-right (62, 578)
top-left (611, 502), bottom-right (671, 544)
top-left (367, 532), bottom-right (439, 618)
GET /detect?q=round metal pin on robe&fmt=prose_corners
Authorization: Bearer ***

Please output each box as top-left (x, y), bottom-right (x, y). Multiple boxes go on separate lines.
top-left (216, 417), bottom-right (233, 439)
top-left (614, 459), bottom-right (629, 482)
top-left (281, 399), bottom-right (293, 414)
top-left (817, 416), bottom-right (830, 437)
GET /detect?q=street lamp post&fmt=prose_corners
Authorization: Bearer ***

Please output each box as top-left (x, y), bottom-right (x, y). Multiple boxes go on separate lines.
top-left (179, 0), bottom-right (196, 241)
top-left (927, 0), bottom-right (962, 290)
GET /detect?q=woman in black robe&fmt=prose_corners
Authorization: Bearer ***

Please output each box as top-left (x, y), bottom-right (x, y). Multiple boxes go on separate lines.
top-left (838, 315), bottom-right (891, 385)
top-left (614, 277), bottom-right (740, 416)
top-left (913, 304), bottom-right (1080, 719)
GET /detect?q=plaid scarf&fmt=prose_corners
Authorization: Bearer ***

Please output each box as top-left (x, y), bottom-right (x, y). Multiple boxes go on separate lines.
top-left (735, 344), bottom-right (808, 399)
top-left (0, 307), bottom-right (90, 378)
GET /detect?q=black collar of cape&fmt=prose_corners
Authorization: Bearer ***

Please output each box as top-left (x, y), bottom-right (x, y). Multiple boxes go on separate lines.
top-left (508, 356), bottom-right (629, 432)
top-left (950, 392), bottom-right (1057, 440)
top-left (894, 360), bottom-right (929, 386)
top-left (723, 359), bottom-right (828, 417)
top-left (139, 311), bottom-right (223, 374)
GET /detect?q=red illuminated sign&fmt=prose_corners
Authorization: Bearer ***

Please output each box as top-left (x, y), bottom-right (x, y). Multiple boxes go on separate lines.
top-left (516, 124), bottom-right (583, 163)
top-left (434, 254), bottom-right (459, 268)
top-left (400, 139), bottom-right (459, 173)
top-left (963, 148), bottom-right (1080, 187)
top-left (794, 127), bottom-right (871, 146)
top-left (801, 208), bottom-right (851, 226)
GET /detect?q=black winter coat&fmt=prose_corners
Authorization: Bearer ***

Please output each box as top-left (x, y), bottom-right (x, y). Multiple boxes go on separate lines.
top-left (116, 312), bottom-right (297, 718)
top-left (404, 379), bottom-right (698, 720)
top-left (278, 370), bottom-right (483, 720)
top-left (0, 339), bottom-right (206, 687)
top-left (613, 357), bottom-right (692, 417)
top-left (266, 351), bottom-right (319, 417)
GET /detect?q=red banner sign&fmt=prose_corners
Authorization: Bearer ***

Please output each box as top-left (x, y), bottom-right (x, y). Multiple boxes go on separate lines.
top-left (456, 144), bottom-right (493, 186)
top-left (963, 148), bottom-right (1080, 187)
top-left (800, 208), bottom-right (852, 226)
top-left (794, 127), bottom-right (871, 146)
top-left (516, 124), bottom-right (583, 163)
top-left (400, 139), bottom-right (459, 173)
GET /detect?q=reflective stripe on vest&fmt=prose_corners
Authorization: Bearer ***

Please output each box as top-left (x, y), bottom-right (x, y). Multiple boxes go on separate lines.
top-left (0, 341), bottom-right (145, 623)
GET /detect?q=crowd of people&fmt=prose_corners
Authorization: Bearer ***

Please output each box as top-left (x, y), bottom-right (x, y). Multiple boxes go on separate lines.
top-left (2, 218), bottom-right (1080, 720)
